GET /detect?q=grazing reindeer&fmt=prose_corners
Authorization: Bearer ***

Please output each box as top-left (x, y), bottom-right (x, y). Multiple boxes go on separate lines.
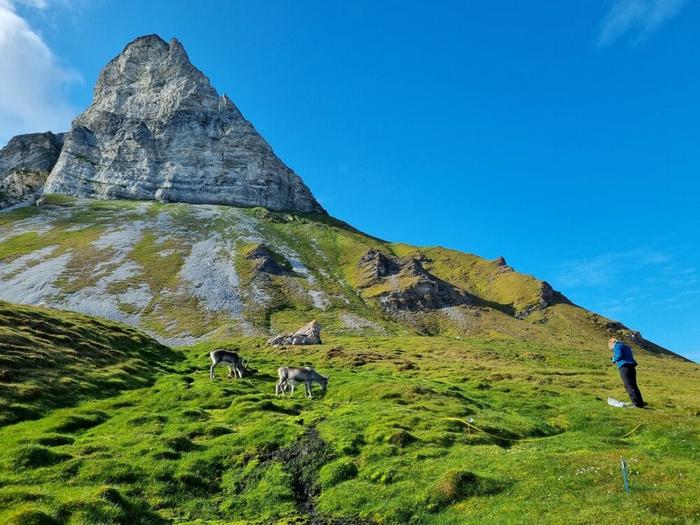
top-left (275, 366), bottom-right (328, 399)
top-left (209, 349), bottom-right (248, 380)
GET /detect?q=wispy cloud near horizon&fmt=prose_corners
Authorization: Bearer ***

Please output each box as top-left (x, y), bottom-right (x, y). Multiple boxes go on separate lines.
top-left (553, 246), bottom-right (698, 318)
top-left (555, 248), bottom-right (672, 289)
top-left (597, 0), bottom-right (687, 47)
top-left (0, 0), bottom-right (81, 144)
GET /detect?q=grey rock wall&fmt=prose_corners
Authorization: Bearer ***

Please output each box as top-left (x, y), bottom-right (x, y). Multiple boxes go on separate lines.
top-left (0, 132), bottom-right (65, 208)
top-left (44, 35), bottom-right (323, 213)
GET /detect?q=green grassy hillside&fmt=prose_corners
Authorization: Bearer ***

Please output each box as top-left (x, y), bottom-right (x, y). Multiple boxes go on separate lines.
top-left (0, 197), bottom-right (695, 524)
top-left (0, 303), bottom-right (697, 524)
top-left (0, 196), bottom-right (677, 359)
top-left (0, 301), bottom-right (178, 426)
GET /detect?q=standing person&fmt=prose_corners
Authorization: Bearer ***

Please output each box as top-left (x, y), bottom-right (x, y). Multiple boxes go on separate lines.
top-left (609, 338), bottom-right (645, 408)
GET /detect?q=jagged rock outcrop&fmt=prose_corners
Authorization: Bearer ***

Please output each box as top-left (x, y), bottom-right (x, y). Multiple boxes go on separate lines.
top-left (245, 244), bottom-right (291, 275)
top-left (585, 312), bottom-right (673, 355)
top-left (43, 34), bottom-right (323, 213)
top-left (268, 320), bottom-right (322, 346)
top-left (0, 132), bottom-right (65, 208)
top-left (513, 281), bottom-right (569, 319)
top-left (493, 256), bottom-right (514, 272)
top-left (358, 249), bottom-right (472, 312)
top-left (358, 248), bottom-right (400, 284)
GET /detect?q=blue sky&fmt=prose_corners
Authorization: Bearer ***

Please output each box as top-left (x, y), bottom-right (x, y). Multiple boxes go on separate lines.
top-left (1, 1), bottom-right (698, 361)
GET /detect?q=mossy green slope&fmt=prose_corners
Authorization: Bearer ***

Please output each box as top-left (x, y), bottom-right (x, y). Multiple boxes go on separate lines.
top-left (0, 196), bottom-right (680, 360)
top-left (0, 300), bottom-right (179, 426)
top-left (0, 324), bottom-right (697, 524)
top-left (0, 196), bottom-right (695, 522)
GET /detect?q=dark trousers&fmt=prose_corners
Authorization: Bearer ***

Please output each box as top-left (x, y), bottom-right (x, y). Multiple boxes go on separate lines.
top-left (619, 365), bottom-right (645, 407)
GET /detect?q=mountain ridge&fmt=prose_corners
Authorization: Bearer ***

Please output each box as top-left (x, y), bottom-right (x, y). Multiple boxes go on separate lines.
top-left (0, 34), bottom-right (697, 525)
top-left (4, 34), bottom-right (321, 213)
top-left (0, 194), bottom-right (682, 360)
top-left (0, 34), bottom-right (682, 359)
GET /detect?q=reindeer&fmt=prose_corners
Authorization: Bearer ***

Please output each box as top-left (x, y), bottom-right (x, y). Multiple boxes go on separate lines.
top-left (209, 349), bottom-right (249, 380)
top-left (275, 366), bottom-right (328, 399)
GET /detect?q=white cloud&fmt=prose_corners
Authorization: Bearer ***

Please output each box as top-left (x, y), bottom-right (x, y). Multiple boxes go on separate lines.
top-left (15, 0), bottom-right (50, 8)
top-left (554, 247), bottom-right (699, 320)
top-left (555, 248), bottom-right (671, 288)
top-left (0, 0), bottom-right (81, 144)
top-left (597, 0), bottom-right (686, 47)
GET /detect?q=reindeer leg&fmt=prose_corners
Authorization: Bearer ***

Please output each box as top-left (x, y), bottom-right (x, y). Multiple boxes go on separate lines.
top-left (210, 363), bottom-right (216, 380)
top-left (306, 381), bottom-right (313, 399)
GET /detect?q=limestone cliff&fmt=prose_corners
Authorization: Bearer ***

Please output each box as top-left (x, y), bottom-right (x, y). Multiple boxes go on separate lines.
top-left (0, 132), bottom-right (65, 208)
top-left (43, 35), bottom-right (322, 213)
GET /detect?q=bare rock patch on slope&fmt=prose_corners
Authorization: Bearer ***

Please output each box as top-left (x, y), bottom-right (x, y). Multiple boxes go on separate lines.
top-left (245, 244), bottom-right (292, 275)
top-left (358, 249), bottom-right (473, 312)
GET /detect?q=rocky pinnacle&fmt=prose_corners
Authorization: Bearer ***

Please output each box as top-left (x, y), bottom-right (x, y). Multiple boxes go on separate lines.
top-left (0, 132), bottom-right (65, 208)
top-left (43, 35), bottom-right (324, 213)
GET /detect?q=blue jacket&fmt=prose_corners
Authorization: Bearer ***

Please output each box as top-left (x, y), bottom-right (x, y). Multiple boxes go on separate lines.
top-left (611, 342), bottom-right (637, 368)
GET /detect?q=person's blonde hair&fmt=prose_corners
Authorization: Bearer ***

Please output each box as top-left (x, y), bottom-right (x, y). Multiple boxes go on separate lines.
top-left (609, 337), bottom-right (618, 348)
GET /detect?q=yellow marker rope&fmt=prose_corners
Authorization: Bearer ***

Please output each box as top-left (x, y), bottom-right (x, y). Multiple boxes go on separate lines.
top-left (445, 418), bottom-right (643, 441)
top-left (443, 417), bottom-right (563, 442)
top-left (621, 424), bottom-right (642, 438)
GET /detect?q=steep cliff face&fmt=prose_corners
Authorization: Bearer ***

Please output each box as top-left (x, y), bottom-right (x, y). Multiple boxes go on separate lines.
top-left (0, 132), bottom-right (65, 208)
top-left (43, 35), bottom-right (323, 213)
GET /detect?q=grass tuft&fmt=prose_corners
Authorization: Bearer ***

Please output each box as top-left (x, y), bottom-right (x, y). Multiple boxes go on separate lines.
top-left (6, 508), bottom-right (60, 525)
top-left (318, 457), bottom-right (358, 489)
top-left (426, 470), bottom-right (503, 510)
top-left (12, 446), bottom-right (70, 469)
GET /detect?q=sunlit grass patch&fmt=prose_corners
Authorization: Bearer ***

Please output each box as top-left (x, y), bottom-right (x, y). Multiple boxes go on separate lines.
top-left (0, 302), bottom-right (697, 523)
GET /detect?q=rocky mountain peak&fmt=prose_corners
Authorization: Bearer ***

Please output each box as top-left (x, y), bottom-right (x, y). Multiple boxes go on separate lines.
top-left (41, 34), bottom-right (323, 213)
top-left (89, 35), bottom-right (217, 122)
top-left (0, 132), bottom-right (65, 208)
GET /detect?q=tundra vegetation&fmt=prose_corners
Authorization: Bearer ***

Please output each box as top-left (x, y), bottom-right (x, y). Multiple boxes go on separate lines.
top-left (2, 33), bottom-right (696, 523)
top-left (0, 196), bottom-right (673, 352)
top-left (0, 301), bottom-right (698, 524)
